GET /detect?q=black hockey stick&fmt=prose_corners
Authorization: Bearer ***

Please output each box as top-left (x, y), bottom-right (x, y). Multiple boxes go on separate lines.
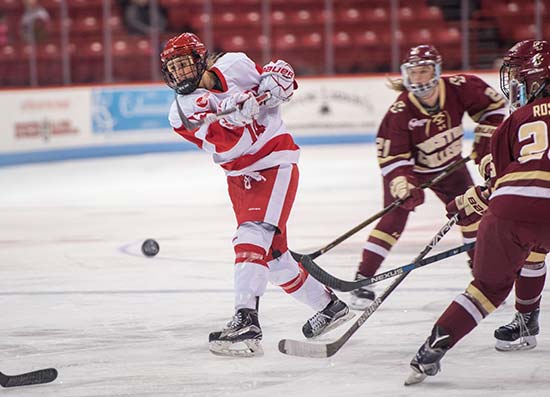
top-left (290, 156), bottom-right (470, 262)
top-left (300, 241), bottom-right (474, 292)
top-left (175, 91), bottom-right (271, 131)
top-left (279, 214), bottom-right (460, 358)
top-left (0, 368), bottom-right (57, 388)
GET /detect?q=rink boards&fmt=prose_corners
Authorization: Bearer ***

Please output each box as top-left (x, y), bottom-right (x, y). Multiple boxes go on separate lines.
top-left (0, 72), bottom-right (499, 166)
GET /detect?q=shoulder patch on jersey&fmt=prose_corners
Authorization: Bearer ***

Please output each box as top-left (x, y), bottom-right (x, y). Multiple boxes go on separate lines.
top-left (447, 75), bottom-right (467, 86)
top-left (389, 100), bottom-right (406, 114)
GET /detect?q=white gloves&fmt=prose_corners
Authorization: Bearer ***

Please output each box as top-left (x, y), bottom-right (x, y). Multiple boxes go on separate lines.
top-left (258, 59), bottom-right (296, 108)
top-left (219, 92), bottom-right (260, 128)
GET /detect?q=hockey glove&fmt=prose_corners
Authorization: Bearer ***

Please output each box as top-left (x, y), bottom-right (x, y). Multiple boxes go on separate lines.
top-left (445, 185), bottom-right (489, 226)
top-left (471, 124), bottom-right (496, 164)
top-left (258, 59), bottom-right (297, 108)
top-left (219, 92), bottom-right (260, 128)
top-left (389, 175), bottom-right (425, 211)
top-left (478, 153), bottom-right (496, 186)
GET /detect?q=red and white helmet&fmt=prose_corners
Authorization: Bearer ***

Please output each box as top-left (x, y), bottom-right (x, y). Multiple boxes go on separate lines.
top-left (401, 44), bottom-right (442, 97)
top-left (500, 40), bottom-right (550, 100)
top-left (510, 52), bottom-right (550, 111)
top-left (160, 33), bottom-right (208, 95)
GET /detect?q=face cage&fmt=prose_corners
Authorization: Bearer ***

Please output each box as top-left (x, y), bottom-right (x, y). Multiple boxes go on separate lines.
top-left (161, 54), bottom-right (207, 95)
top-left (499, 63), bottom-right (511, 99)
top-left (500, 60), bottom-right (524, 100)
top-left (508, 78), bottom-right (549, 112)
top-left (508, 78), bottom-right (525, 112)
top-left (401, 61), bottom-right (441, 98)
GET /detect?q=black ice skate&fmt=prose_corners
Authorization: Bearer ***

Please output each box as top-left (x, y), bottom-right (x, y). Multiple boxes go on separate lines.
top-left (405, 325), bottom-right (451, 386)
top-left (494, 308), bottom-right (539, 352)
top-left (302, 293), bottom-right (354, 339)
top-left (349, 272), bottom-right (376, 310)
top-left (209, 308), bottom-right (263, 357)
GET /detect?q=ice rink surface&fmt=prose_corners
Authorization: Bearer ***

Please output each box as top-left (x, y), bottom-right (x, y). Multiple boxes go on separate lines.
top-left (1, 143), bottom-right (548, 396)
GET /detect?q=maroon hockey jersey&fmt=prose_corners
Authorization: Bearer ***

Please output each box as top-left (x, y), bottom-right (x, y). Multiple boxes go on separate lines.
top-left (377, 74), bottom-right (506, 180)
top-left (490, 97), bottom-right (550, 223)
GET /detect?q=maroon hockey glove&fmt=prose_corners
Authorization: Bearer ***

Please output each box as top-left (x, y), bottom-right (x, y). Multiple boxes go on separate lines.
top-left (390, 175), bottom-right (425, 211)
top-left (471, 124), bottom-right (495, 164)
top-left (445, 185), bottom-right (489, 226)
top-left (401, 186), bottom-right (425, 211)
top-left (390, 175), bottom-right (424, 211)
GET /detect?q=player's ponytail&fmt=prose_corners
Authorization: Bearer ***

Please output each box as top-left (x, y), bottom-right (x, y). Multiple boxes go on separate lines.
top-left (386, 76), bottom-right (406, 92)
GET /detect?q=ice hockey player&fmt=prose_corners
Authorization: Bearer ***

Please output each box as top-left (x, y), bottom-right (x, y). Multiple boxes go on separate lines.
top-left (160, 32), bottom-right (352, 357)
top-left (493, 39), bottom-right (550, 352)
top-left (406, 48), bottom-right (550, 385)
top-left (351, 44), bottom-right (507, 310)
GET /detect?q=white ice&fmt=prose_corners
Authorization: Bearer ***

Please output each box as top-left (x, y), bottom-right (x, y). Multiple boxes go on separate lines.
top-left (1, 143), bottom-right (548, 396)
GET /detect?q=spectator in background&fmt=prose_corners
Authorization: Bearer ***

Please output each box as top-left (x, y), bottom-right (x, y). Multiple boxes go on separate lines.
top-left (124, 0), bottom-right (167, 36)
top-left (0, 12), bottom-right (9, 45)
top-left (20, 0), bottom-right (50, 43)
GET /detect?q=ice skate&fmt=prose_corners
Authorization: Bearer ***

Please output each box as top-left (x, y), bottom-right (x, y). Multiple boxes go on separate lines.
top-left (209, 308), bottom-right (263, 357)
top-left (302, 293), bottom-right (354, 339)
top-left (494, 308), bottom-right (539, 352)
top-left (349, 272), bottom-right (376, 310)
top-left (405, 325), bottom-right (450, 386)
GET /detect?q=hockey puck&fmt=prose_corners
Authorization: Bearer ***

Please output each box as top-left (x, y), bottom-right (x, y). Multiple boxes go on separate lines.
top-left (141, 239), bottom-right (159, 257)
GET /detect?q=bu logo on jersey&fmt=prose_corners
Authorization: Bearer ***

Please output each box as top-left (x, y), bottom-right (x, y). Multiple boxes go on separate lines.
top-left (195, 92), bottom-right (210, 108)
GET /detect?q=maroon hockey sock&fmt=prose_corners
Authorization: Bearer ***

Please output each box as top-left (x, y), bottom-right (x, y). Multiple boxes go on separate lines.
top-left (358, 249), bottom-right (385, 277)
top-left (436, 301), bottom-right (478, 348)
top-left (515, 272), bottom-right (546, 312)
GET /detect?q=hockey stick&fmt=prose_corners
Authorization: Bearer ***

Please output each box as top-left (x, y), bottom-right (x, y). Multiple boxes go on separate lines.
top-left (300, 241), bottom-right (474, 292)
top-left (175, 91), bottom-right (271, 131)
top-left (0, 368), bottom-right (57, 388)
top-left (290, 156), bottom-right (470, 262)
top-left (279, 214), bottom-right (460, 358)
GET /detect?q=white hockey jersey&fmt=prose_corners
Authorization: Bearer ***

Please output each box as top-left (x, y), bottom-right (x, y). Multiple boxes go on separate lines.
top-left (168, 52), bottom-right (300, 176)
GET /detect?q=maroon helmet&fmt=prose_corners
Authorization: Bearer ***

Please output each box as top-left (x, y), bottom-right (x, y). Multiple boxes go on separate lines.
top-left (500, 40), bottom-right (550, 100)
top-left (509, 52), bottom-right (550, 111)
top-left (160, 33), bottom-right (208, 95)
top-left (401, 44), bottom-right (442, 97)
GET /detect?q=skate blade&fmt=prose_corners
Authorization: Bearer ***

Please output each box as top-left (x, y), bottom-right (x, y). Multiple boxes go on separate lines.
top-left (308, 312), bottom-right (355, 340)
top-left (495, 336), bottom-right (537, 352)
top-left (209, 339), bottom-right (264, 358)
top-left (349, 296), bottom-right (374, 311)
top-left (404, 370), bottom-right (427, 386)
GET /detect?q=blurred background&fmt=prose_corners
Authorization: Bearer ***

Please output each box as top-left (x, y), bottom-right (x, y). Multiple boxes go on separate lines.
top-left (1, 0), bottom-right (549, 88)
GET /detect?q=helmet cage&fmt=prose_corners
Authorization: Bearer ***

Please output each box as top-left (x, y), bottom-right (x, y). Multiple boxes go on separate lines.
top-left (401, 60), bottom-right (441, 97)
top-left (500, 61), bottom-right (521, 100)
top-left (161, 53), bottom-right (207, 95)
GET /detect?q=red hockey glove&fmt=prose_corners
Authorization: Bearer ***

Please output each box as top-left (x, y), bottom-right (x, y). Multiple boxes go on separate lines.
top-left (445, 185), bottom-right (489, 226)
top-left (390, 175), bottom-right (425, 211)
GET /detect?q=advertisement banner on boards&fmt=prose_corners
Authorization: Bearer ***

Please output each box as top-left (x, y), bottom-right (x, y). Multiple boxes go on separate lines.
top-left (0, 88), bottom-right (91, 153)
top-left (91, 86), bottom-right (173, 134)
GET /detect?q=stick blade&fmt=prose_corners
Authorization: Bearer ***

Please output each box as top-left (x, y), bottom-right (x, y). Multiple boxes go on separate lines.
top-left (278, 339), bottom-right (329, 358)
top-left (0, 368), bottom-right (57, 388)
